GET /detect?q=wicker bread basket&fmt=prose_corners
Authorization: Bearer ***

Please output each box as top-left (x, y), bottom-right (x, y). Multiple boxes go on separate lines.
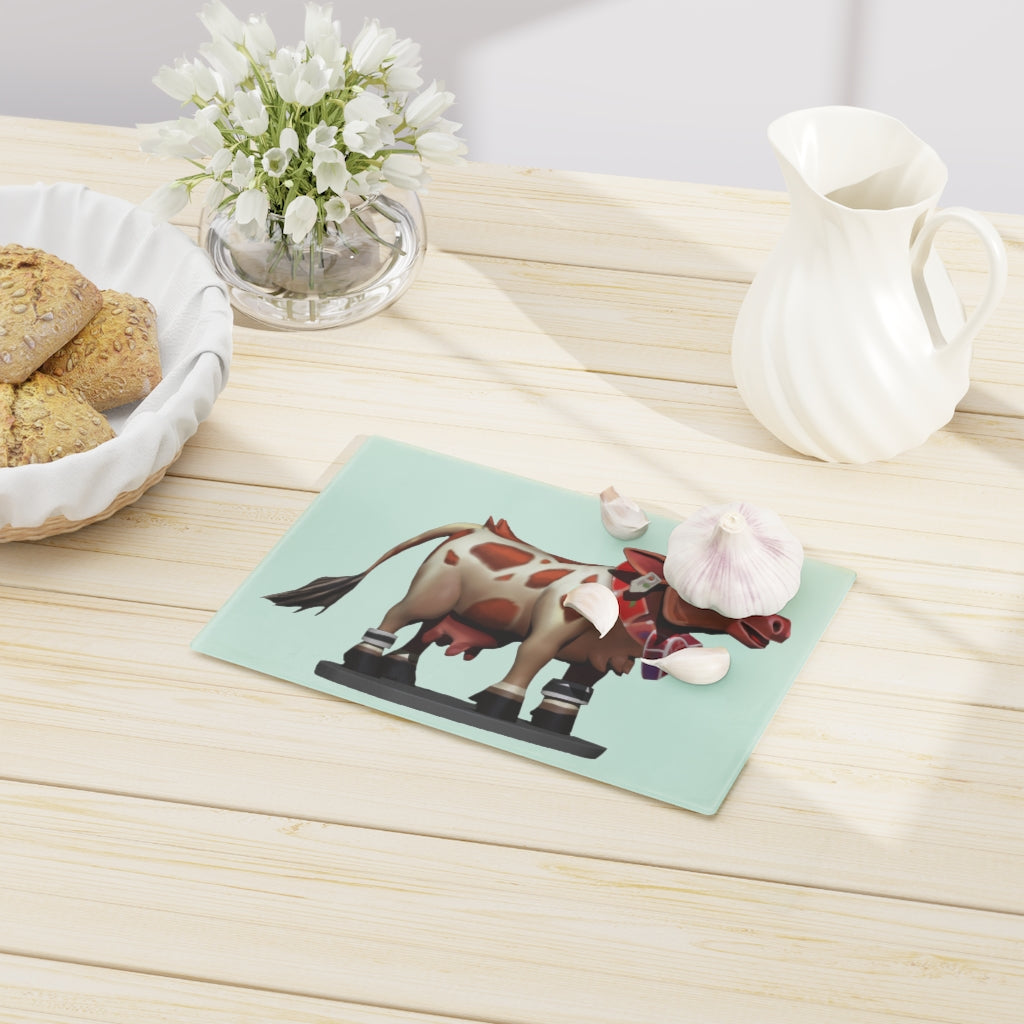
top-left (0, 183), bottom-right (232, 541)
top-left (0, 457), bottom-right (179, 543)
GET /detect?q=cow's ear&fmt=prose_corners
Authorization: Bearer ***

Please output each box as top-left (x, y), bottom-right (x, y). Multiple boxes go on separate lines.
top-left (623, 548), bottom-right (666, 580)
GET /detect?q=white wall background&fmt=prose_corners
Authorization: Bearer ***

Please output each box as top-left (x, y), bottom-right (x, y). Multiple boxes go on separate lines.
top-left (2, 0), bottom-right (1021, 212)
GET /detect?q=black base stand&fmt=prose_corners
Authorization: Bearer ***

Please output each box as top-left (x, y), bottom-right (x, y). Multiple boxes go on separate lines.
top-left (314, 660), bottom-right (607, 759)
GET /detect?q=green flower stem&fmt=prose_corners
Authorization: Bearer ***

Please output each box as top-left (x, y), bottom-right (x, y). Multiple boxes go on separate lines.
top-left (352, 204), bottom-right (404, 255)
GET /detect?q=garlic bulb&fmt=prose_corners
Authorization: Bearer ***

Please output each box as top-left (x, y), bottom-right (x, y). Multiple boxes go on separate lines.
top-left (599, 486), bottom-right (649, 540)
top-left (663, 501), bottom-right (803, 618)
top-left (641, 646), bottom-right (731, 685)
top-left (564, 582), bottom-right (620, 637)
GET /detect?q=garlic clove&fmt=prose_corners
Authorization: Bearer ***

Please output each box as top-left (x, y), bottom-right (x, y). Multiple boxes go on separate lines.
top-left (641, 646), bottom-right (731, 685)
top-left (563, 582), bottom-right (620, 637)
top-left (599, 485), bottom-right (649, 540)
top-left (663, 500), bottom-right (803, 618)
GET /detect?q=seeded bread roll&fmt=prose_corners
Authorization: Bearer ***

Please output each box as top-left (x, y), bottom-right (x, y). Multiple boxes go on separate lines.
top-left (40, 290), bottom-right (162, 411)
top-left (0, 383), bottom-right (14, 468)
top-left (0, 244), bottom-right (103, 385)
top-left (0, 371), bottom-right (115, 467)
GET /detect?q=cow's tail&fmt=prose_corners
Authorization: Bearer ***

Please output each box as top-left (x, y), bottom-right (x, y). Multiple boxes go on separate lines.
top-left (263, 523), bottom-right (480, 615)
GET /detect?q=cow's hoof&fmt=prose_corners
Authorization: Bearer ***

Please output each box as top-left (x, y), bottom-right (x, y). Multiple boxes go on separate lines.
top-left (470, 688), bottom-right (523, 722)
top-left (530, 707), bottom-right (577, 735)
top-left (378, 656), bottom-right (416, 686)
top-left (342, 645), bottom-right (385, 677)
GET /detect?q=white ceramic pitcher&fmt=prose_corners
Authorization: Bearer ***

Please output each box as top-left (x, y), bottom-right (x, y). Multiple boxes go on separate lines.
top-left (731, 106), bottom-right (1007, 463)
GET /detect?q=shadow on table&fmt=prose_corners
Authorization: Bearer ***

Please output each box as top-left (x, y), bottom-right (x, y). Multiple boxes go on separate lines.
top-left (945, 384), bottom-right (1024, 474)
top-left (397, 166), bottom-right (1024, 924)
top-left (416, 162), bottom-right (1022, 480)
top-left (419, 164), bottom-right (792, 467)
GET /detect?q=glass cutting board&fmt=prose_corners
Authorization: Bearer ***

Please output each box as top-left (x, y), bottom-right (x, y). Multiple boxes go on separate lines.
top-left (193, 435), bottom-right (855, 814)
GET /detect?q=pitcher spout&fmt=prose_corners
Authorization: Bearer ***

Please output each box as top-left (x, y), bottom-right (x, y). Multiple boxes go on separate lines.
top-left (768, 106), bottom-right (948, 216)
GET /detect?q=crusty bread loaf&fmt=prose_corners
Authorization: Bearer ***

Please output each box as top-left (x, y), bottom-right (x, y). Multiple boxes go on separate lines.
top-left (40, 290), bottom-right (162, 410)
top-left (0, 245), bottom-right (103, 385)
top-left (0, 372), bottom-right (114, 467)
top-left (0, 383), bottom-right (14, 469)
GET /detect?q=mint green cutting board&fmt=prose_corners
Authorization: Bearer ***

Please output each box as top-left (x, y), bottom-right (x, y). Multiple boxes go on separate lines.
top-left (192, 435), bottom-right (855, 814)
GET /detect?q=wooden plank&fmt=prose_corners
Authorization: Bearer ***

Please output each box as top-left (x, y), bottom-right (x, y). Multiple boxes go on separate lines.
top-left (2, 116), bottom-right (1021, 289)
top-left (0, 115), bottom-right (786, 280)
top-left (0, 116), bottom-right (196, 218)
top-left (1, 437), bottom-right (1021, 664)
top-left (2, 781), bottom-right (1022, 1024)
top-left (227, 249), bottom-right (1024, 399)
top-left (1, 589), bottom-right (1021, 914)
top-left (0, 953), bottom-right (479, 1024)
top-left (2, 116), bottom-right (1018, 418)
top-left (155, 294), bottom-right (1024, 490)
top-left (0, 468), bottom-right (1021, 675)
top-left (424, 161), bottom-right (1024, 288)
top-left (170, 350), bottom-right (1024, 501)
top-left (166, 387), bottom-right (1024, 536)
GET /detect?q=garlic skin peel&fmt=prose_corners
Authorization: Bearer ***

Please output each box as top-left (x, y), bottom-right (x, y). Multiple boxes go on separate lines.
top-left (663, 501), bottom-right (803, 618)
top-left (641, 646), bottom-right (731, 685)
top-left (599, 486), bottom-right (649, 540)
top-left (564, 582), bottom-right (620, 637)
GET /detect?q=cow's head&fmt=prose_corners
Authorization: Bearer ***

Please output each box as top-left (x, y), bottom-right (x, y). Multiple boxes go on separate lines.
top-left (619, 548), bottom-right (792, 648)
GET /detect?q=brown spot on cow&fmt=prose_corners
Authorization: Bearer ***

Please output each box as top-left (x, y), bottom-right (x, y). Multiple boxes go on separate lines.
top-left (526, 568), bottom-right (573, 589)
top-left (470, 542), bottom-right (534, 571)
top-left (495, 573), bottom-right (514, 581)
top-left (583, 573), bottom-right (598, 584)
top-left (444, 549), bottom-right (460, 566)
top-left (426, 528), bottom-right (474, 564)
top-left (463, 597), bottom-right (520, 632)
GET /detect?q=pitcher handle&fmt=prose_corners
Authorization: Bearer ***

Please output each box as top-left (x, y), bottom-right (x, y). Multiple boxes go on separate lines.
top-left (911, 206), bottom-right (1008, 350)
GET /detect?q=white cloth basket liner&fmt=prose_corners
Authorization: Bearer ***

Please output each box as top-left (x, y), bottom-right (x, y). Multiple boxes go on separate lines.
top-left (0, 183), bottom-right (232, 529)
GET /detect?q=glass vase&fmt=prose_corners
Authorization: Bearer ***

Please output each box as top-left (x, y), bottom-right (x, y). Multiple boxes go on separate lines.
top-left (201, 190), bottom-right (426, 330)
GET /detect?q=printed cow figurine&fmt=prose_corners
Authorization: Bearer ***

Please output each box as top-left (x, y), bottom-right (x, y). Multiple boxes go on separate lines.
top-left (265, 517), bottom-right (792, 739)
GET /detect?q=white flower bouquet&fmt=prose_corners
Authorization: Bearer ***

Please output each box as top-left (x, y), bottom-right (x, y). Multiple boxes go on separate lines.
top-left (140, 0), bottom-right (466, 249)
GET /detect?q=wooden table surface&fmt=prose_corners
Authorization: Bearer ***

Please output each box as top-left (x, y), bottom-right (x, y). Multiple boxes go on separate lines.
top-left (1, 115), bottom-right (1023, 1023)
